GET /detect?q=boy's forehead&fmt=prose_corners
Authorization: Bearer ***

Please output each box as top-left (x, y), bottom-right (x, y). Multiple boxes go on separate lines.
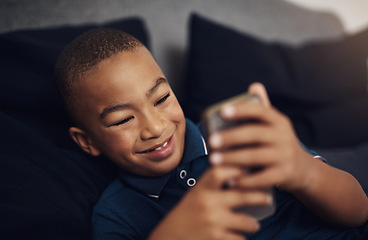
top-left (74, 49), bottom-right (168, 99)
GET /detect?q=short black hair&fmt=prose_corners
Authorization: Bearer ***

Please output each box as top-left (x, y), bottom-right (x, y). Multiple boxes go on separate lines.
top-left (54, 28), bottom-right (143, 126)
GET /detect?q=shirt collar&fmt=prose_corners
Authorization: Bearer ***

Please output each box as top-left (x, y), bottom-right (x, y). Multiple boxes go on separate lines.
top-left (118, 119), bottom-right (207, 197)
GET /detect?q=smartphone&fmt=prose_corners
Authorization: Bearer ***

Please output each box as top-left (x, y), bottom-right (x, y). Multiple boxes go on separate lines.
top-left (202, 92), bottom-right (276, 221)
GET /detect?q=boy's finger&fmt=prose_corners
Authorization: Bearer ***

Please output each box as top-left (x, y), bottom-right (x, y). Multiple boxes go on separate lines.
top-left (198, 166), bottom-right (245, 190)
top-left (247, 82), bottom-right (271, 108)
top-left (222, 210), bottom-right (261, 234)
top-left (209, 147), bottom-right (276, 167)
top-left (208, 125), bottom-right (273, 150)
top-left (236, 167), bottom-right (283, 189)
top-left (219, 100), bottom-right (283, 126)
top-left (221, 189), bottom-right (273, 209)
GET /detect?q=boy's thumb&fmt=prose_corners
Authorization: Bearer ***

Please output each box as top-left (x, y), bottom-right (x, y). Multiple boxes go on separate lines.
top-left (247, 82), bottom-right (271, 108)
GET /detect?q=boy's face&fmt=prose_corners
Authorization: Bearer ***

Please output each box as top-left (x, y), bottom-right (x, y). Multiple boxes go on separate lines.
top-left (71, 47), bottom-right (186, 177)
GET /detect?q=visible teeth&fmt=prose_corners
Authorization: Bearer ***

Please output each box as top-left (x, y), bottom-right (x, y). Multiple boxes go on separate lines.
top-left (154, 141), bottom-right (168, 151)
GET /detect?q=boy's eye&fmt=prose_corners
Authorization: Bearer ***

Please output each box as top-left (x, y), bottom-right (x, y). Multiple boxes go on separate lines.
top-left (111, 116), bottom-right (134, 127)
top-left (155, 93), bottom-right (170, 106)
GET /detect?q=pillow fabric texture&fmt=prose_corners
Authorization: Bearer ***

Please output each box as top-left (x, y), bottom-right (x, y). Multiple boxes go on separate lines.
top-left (183, 13), bottom-right (368, 149)
top-left (0, 18), bottom-right (149, 240)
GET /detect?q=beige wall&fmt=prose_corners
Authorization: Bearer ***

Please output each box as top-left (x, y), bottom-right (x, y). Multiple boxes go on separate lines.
top-left (285, 0), bottom-right (368, 33)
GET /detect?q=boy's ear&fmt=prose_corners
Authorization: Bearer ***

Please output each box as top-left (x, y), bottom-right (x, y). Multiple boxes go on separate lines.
top-left (248, 82), bottom-right (271, 108)
top-left (69, 127), bottom-right (101, 156)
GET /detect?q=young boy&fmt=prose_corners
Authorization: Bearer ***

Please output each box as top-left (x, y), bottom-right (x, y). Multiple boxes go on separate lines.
top-left (55, 28), bottom-right (368, 240)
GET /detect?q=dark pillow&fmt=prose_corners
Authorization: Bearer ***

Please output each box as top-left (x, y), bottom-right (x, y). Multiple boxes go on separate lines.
top-left (183, 13), bottom-right (368, 148)
top-left (0, 17), bottom-right (149, 149)
top-left (0, 18), bottom-right (148, 240)
top-left (0, 112), bottom-right (116, 240)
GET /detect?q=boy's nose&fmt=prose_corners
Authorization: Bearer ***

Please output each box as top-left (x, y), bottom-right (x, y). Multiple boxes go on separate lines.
top-left (140, 111), bottom-right (166, 140)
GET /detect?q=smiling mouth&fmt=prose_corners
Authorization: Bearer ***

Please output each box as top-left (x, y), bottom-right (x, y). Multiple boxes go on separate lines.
top-left (140, 137), bottom-right (171, 153)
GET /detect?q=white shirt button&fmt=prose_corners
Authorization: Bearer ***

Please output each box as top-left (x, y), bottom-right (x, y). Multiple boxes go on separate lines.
top-left (179, 170), bottom-right (187, 179)
top-left (187, 178), bottom-right (196, 187)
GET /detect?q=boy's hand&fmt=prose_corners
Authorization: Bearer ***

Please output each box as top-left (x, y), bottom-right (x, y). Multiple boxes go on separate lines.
top-left (208, 82), bottom-right (316, 192)
top-left (208, 82), bottom-right (368, 228)
top-left (148, 166), bottom-right (272, 240)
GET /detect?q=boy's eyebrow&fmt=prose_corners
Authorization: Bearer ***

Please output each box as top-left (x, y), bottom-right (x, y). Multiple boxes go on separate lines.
top-left (100, 103), bottom-right (133, 120)
top-left (146, 77), bottom-right (167, 98)
top-left (100, 77), bottom-right (168, 120)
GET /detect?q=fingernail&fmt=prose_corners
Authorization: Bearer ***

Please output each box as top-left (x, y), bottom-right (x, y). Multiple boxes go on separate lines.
top-left (266, 194), bottom-right (273, 205)
top-left (209, 134), bottom-right (222, 148)
top-left (210, 153), bottom-right (223, 165)
top-left (248, 95), bottom-right (261, 104)
top-left (221, 104), bottom-right (236, 117)
top-left (254, 222), bottom-right (261, 231)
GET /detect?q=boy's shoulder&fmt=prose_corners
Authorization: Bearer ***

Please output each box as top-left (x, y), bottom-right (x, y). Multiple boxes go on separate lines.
top-left (91, 177), bottom-right (166, 239)
top-left (98, 178), bottom-right (124, 200)
top-left (92, 176), bottom-right (165, 226)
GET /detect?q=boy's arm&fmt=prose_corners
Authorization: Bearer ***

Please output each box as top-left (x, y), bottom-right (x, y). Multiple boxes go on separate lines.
top-left (208, 82), bottom-right (368, 228)
top-left (290, 155), bottom-right (368, 227)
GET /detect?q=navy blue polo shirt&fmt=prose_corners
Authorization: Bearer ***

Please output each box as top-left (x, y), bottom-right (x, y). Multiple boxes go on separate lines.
top-left (92, 119), bottom-right (368, 240)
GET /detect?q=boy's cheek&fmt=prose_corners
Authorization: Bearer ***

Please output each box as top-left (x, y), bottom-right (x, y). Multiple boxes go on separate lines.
top-left (96, 131), bottom-right (134, 153)
top-left (169, 101), bottom-right (185, 120)
top-left (102, 140), bottom-right (135, 164)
